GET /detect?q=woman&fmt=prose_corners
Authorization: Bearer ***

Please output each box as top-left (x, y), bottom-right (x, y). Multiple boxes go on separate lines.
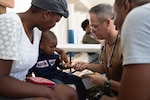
top-left (0, 0), bottom-right (78, 100)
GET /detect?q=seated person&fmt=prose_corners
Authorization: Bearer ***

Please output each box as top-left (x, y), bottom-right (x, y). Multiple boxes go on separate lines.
top-left (81, 19), bottom-right (100, 64)
top-left (27, 30), bottom-right (87, 100)
top-left (73, 4), bottom-right (123, 100)
top-left (0, 0), bottom-right (78, 99)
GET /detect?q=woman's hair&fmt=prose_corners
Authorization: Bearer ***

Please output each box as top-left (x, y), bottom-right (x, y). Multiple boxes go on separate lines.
top-left (81, 19), bottom-right (89, 31)
top-left (89, 3), bottom-right (114, 22)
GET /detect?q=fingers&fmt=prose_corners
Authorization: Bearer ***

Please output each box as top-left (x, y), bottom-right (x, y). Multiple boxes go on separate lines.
top-left (72, 62), bottom-right (86, 71)
top-left (60, 56), bottom-right (68, 63)
top-left (64, 62), bottom-right (72, 68)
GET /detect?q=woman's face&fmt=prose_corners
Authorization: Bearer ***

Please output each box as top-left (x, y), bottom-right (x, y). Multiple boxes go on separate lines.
top-left (38, 11), bottom-right (62, 31)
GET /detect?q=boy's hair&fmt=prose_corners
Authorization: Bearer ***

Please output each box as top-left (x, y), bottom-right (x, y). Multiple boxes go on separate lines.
top-left (81, 19), bottom-right (89, 31)
top-left (41, 30), bottom-right (57, 43)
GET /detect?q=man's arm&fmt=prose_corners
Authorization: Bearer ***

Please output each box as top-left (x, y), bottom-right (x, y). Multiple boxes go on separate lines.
top-left (88, 72), bottom-right (120, 92)
top-left (118, 64), bottom-right (150, 100)
top-left (100, 95), bottom-right (117, 100)
top-left (0, 0), bottom-right (14, 8)
top-left (86, 63), bottom-right (105, 73)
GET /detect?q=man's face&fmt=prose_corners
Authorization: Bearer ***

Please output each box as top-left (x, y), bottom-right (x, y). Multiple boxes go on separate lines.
top-left (89, 13), bottom-right (108, 40)
top-left (113, 3), bottom-right (127, 31)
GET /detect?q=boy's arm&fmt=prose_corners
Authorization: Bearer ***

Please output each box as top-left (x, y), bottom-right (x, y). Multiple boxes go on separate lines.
top-left (55, 48), bottom-right (68, 63)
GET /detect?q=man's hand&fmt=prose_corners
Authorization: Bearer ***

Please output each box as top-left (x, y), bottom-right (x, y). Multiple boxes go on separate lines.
top-left (88, 72), bottom-right (107, 86)
top-left (72, 62), bottom-right (88, 71)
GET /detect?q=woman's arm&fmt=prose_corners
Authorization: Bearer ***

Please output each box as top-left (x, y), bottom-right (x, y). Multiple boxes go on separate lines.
top-left (0, 59), bottom-right (57, 99)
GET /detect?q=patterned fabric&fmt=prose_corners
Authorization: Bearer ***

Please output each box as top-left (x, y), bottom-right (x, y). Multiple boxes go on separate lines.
top-left (28, 51), bottom-right (61, 77)
top-left (0, 13), bottom-right (41, 80)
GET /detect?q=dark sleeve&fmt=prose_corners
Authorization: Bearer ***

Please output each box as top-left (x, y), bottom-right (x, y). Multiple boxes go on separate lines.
top-left (55, 55), bottom-right (66, 69)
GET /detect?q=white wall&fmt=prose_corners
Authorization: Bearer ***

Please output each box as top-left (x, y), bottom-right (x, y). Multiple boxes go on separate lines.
top-left (7, 0), bottom-right (88, 44)
top-left (51, 11), bottom-right (88, 44)
top-left (7, 0), bottom-right (31, 13)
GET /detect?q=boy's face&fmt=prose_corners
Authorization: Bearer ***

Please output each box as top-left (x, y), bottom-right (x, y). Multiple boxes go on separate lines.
top-left (40, 39), bottom-right (57, 55)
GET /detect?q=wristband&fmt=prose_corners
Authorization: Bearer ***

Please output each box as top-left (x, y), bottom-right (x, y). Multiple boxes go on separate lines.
top-left (104, 79), bottom-right (111, 88)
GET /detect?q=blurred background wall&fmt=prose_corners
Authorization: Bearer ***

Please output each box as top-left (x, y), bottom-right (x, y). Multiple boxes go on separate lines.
top-left (7, 0), bottom-right (115, 45)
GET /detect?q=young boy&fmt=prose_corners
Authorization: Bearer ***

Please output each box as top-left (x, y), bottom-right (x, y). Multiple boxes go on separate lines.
top-left (27, 30), bottom-right (87, 100)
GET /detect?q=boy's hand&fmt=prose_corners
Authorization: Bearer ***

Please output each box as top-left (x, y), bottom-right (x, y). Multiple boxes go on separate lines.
top-left (26, 74), bottom-right (32, 77)
top-left (64, 62), bottom-right (72, 68)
